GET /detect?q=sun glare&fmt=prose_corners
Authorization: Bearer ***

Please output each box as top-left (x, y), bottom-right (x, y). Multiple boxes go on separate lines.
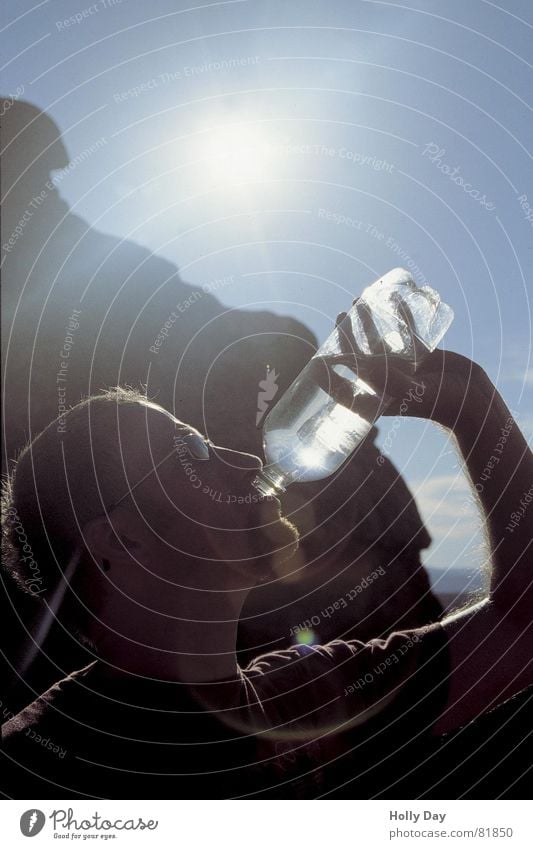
top-left (198, 123), bottom-right (274, 186)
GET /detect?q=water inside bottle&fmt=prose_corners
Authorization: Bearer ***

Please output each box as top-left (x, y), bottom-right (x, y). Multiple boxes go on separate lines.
top-left (259, 359), bottom-right (380, 490)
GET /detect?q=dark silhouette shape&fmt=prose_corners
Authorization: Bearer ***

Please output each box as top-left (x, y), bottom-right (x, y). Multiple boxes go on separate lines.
top-left (239, 432), bottom-right (439, 665)
top-left (1, 99), bottom-right (440, 715)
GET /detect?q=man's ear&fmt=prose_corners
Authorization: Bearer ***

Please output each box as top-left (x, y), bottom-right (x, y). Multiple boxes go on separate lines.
top-left (83, 512), bottom-right (144, 564)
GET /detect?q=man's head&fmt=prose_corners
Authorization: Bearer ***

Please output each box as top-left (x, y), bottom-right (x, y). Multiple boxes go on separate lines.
top-left (2, 388), bottom-right (299, 649)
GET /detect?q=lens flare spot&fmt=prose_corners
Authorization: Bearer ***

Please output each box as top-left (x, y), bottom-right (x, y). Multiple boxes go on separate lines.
top-left (296, 628), bottom-right (316, 646)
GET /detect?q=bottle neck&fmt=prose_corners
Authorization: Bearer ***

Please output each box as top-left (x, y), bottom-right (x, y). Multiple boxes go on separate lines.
top-left (252, 464), bottom-right (290, 497)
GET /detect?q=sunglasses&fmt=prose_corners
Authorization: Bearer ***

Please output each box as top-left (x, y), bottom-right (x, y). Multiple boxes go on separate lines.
top-left (105, 429), bottom-right (212, 513)
top-left (173, 431), bottom-right (212, 461)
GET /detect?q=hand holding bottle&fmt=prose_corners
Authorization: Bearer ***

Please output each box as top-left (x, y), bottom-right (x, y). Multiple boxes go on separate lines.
top-left (253, 269), bottom-right (454, 496)
top-left (313, 298), bottom-right (474, 427)
top-left (309, 296), bottom-right (416, 417)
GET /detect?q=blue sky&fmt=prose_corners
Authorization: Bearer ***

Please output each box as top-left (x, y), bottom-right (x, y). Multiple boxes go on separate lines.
top-left (2, 0), bottom-right (532, 580)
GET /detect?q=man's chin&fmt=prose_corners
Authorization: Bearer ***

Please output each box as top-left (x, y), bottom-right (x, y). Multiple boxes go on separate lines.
top-left (232, 515), bottom-right (300, 581)
top-left (275, 514), bottom-right (300, 552)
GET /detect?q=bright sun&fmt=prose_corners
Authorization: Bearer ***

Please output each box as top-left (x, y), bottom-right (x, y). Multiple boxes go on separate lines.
top-left (198, 123), bottom-right (274, 186)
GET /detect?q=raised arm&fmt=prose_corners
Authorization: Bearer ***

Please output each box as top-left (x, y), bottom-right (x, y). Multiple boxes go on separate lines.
top-left (413, 352), bottom-right (532, 732)
top-left (317, 315), bottom-right (532, 733)
top-left (355, 349), bottom-right (532, 733)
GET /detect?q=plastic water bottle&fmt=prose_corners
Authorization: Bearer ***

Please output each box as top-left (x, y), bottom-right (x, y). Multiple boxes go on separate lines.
top-left (253, 268), bottom-right (454, 496)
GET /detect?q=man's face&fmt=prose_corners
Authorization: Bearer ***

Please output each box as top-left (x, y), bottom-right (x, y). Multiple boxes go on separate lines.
top-left (121, 403), bottom-right (299, 585)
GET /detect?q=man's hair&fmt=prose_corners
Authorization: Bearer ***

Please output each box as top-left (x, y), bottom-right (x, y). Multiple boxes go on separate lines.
top-left (1, 386), bottom-right (151, 635)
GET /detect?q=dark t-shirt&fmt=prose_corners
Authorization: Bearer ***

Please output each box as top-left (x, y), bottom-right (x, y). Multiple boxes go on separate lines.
top-left (1, 626), bottom-right (449, 799)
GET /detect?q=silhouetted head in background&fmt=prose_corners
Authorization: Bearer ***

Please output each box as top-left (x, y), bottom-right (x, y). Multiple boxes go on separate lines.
top-left (2, 97), bottom-right (69, 218)
top-left (2, 99), bottom-right (439, 703)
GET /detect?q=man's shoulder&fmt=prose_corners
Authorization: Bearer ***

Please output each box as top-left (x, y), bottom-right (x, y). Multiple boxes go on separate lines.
top-left (2, 663), bottom-right (97, 745)
top-left (244, 628), bottom-right (446, 677)
top-left (242, 627), bottom-right (449, 727)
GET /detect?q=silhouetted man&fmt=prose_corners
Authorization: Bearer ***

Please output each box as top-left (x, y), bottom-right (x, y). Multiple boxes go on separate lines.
top-left (2, 97), bottom-right (442, 710)
top-left (2, 348), bottom-right (531, 798)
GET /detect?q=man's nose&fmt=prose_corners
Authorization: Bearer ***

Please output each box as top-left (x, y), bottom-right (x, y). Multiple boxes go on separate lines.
top-left (212, 445), bottom-right (263, 472)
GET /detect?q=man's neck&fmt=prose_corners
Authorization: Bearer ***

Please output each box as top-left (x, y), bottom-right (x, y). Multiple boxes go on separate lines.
top-left (96, 582), bottom-right (248, 684)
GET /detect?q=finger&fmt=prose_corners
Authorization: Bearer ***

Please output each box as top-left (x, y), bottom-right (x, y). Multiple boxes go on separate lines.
top-left (358, 301), bottom-right (393, 355)
top-left (359, 360), bottom-right (425, 405)
top-left (396, 295), bottom-right (415, 331)
top-left (336, 311), bottom-right (362, 358)
top-left (393, 295), bottom-right (426, 362)
top-left (311, 357), bottom-right (385, 418)
top-left (310, 357), bottom-right (355, 406)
